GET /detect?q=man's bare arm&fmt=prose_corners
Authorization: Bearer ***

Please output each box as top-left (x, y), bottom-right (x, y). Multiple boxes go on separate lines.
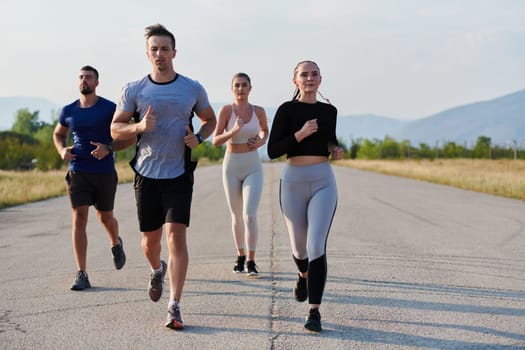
top-left (111, 106), bottom-right (156, 141)
top-left (195, 106), bottom-right (217, 139)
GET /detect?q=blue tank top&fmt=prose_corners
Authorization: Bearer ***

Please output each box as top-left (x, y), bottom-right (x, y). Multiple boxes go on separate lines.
top-left (58, 96), bottom-right (116, 173)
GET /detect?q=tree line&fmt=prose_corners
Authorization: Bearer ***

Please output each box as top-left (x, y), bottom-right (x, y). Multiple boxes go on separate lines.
top-left (1, 108), bottom-right (523, 170)
top-left (0, 108), bottom-right (224, 170)
top-left (346, 135), bottom-right (524, 161)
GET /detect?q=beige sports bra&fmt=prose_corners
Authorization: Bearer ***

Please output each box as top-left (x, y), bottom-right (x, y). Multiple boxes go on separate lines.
top-left (226, 105), bottom-right (260, 144)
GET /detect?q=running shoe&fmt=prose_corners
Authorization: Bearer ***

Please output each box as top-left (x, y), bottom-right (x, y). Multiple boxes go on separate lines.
top-left (165, 303), bottom-right (184, 330)
top-left (294, 274), bottom-right (308, 302)
top-left (246, 260), bottom-right (259, 277)
top-left (304, 308), bottom-right (322, 332)
top-left (70, 271), bottom-right (91, 291)
top-left (233, 255), bottom-right (246, 273)
top-left (111, 236), bottom-right (126, 270)
top-left (148, 260), bottom-right (167, 302)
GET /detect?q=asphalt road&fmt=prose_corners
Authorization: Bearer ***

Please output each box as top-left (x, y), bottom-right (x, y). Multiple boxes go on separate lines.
top-left (1, 163), bottom-right (524, 349)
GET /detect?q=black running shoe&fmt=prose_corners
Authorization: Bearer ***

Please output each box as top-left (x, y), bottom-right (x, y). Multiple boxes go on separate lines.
top-left (148, 260), bottom-right (167, 302)
top-left (111, 236), bottom-right (126, 270)
top-left (246, 260), bottom-right (259, 277)
top-left (233, 255), bottom-right (246, 273)
top-left (165, 303), bottom-right (185, 330)
top-left (304, 308), bottom-right (322, 332)
top-left (294, 274), bottom-right (307, 302)
top-left (70, 271), bottom-right (91, 291)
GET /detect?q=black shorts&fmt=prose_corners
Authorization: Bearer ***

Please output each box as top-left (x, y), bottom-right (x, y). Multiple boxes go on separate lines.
top-left (134, 172), bottom-right (194, 232)
top-left (65, 171), bottom-right (118, 211)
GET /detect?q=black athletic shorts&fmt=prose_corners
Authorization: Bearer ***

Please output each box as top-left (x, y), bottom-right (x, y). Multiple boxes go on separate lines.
top-left (134, 172), bottom-right (194, 232)
top-left (65, 171), bottom-right (118, 211)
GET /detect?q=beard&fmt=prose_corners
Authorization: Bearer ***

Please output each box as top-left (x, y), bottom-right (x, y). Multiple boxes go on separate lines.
top-left (80, 85), bottom-right (93, 95)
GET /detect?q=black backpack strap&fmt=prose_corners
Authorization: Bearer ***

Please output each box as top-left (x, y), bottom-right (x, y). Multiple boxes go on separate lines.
top-left (128, 111), bottom-right (141, 173)
top-left (184, 106), bottom-right (198, 174)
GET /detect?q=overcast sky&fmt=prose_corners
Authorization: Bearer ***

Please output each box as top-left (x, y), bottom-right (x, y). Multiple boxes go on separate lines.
top-left (1, 0), bottom-right (524, 120)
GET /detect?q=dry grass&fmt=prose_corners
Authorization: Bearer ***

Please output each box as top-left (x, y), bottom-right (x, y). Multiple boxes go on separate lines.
top-left (2, 158), bottom-right (523, 209)
top-left (115, 161), bottom-right (135, 182)
top-left (0, 162), bottom-right (134, 209)
top-left (0, 169), bottom-right (66, 208)
top-left (337, 159), bottom-right (525, 201)
top-left (0, 159), bottom-right (221, 209)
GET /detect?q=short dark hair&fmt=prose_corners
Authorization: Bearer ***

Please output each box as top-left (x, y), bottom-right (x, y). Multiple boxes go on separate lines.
top-left (80, 65), bottom-right (99, 79)
top-left (144, 23), bottom-right (176, 50)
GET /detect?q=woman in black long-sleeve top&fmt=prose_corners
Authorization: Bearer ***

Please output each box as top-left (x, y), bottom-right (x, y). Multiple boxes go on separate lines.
top-left (267, 60), bottom-right (343, 332)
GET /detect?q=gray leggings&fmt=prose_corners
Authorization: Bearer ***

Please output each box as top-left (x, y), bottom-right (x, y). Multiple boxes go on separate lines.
top-left (279, 162), bottom-right (337, 304)
top-left (222, 151), bottom-right (263, 251)
top-left (279, 162), bottom-right (337, 261)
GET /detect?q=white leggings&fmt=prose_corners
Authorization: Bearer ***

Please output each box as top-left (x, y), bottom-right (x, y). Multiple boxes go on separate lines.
top-left (222, 151), bottom-right (263, 252)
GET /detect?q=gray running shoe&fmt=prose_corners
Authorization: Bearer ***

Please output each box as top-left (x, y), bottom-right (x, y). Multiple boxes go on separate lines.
top-left (304, 308), bottom-right (322, 332)
top-left (233, 255), bottom-right (246, 273)
top-left (70, 271), bottom-right (91, 291)
top-left (294, 274), bottom-right (308, 302)
top-left (165, 303), bottom-right (185, 330)
top-left (246, 260), bottom-right (259, 277)
top-left (111, 236), bottom-right (126, 270)
top-left (148, 260), bottom-right (167, 302)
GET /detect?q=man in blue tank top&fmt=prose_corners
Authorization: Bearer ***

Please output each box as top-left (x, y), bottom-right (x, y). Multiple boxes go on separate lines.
top-left (111, 24), bottom-right (217, 330)
top-left (53, 65), bottom-right (135, 291)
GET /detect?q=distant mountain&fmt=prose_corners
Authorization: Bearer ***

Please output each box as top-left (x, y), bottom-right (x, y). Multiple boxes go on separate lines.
top-left (0, 97), bottom-right (59, 130)
top-left (392, 89), bottom-right (525, 146)
top-left (2, 89), bottom-right (523, 146)
top-left (336, 114), bottom-right (409, 142)
top-left (332, 89), bottom-right (525, 146)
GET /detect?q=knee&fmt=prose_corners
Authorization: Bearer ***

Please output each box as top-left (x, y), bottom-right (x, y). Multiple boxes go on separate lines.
top-left (244, 214), bottom-right (257, 228)
top-left (99, 215), bottom-right (115, 228)
top-left (73, 214), bottom-right (88, 229)
top-left (141, 234), bottom-right (159, 252)
top-left (166, 227), bottom-right (187, 251)
top-left (231, 215), bottom-right (242, 227)
top-left (307, 245), bottom-right (325, 262)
